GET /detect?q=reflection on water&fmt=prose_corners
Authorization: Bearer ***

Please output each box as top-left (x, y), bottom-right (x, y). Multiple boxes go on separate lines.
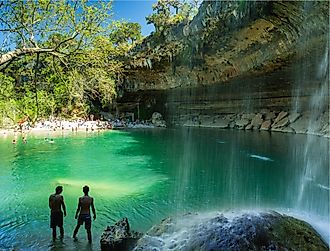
top-left (0, 128), bottom-right (329, 249)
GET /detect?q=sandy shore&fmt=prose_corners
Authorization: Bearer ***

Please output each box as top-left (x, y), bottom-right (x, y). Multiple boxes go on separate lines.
top-left (0, 123), bottom-right (156, 139)
top-left (0, 127), bottom-right (108, 138)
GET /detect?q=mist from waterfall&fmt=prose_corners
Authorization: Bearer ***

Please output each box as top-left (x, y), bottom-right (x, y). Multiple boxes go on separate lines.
top-left (296, 45), bottom-right (329, 210)
top-left (160, 1), bottom-right (330, 246)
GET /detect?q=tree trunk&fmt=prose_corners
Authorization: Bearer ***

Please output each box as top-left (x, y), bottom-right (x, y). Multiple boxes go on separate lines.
top-left (0, 47), bottom-right (54, 67)
top-left (34, 53), bottom-right (40, 121)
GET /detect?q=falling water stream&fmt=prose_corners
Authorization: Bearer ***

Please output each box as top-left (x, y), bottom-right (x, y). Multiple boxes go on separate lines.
top-left (0, 129), bottom-right (328, 250)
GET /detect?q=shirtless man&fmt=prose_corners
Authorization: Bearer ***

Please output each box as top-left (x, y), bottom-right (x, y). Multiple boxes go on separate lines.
top-left (49, 186), bottom-right (67, 240)
top-left (73, 185), bottom-right (96, 243)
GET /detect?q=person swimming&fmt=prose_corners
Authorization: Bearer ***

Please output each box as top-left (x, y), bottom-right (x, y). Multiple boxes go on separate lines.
top-left (49, 139), bottom-right (55, 144)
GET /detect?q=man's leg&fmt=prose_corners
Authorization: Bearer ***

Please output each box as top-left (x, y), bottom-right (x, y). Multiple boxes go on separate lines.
top-left (59, 212), bottom-right (64, 239)
top-left (86, 228), bottom-right (92, 243)
top-left (59, 226), bottom-right (64, 238)
top-left (52, 227), bottom-right (56, 240)
top-left (73, 224), bottom-right (80, 239)
top-left (85, 216), bottom-right (92, 243)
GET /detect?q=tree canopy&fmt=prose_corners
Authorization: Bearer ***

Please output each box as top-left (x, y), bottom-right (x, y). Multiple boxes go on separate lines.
top-left (0, 0), bottom-right (199, 127)
top-left (146, 0), bottom-right (200, 35)
top-left (0, 0), bottom-right (142, 125)
top-left (0, 0), bottom-right (113, 67)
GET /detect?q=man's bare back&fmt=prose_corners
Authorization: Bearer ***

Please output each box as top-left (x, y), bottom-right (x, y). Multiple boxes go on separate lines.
top-left (73, 185), bottom-right (96, 242)
top-left (79, 195), bottom-right (93, 214)
top-left (49, 186), bottom-right (66, 240)
top-left (49, 194), bottom-right (64, 213)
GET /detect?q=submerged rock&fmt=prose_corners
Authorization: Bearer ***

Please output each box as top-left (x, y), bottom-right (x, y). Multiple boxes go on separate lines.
top-left (133, 211), bottom-right (328, 251)
top-left (100, 218), bottom-right (143, 251)
top-left (272, 126), bottom-right (295, 134)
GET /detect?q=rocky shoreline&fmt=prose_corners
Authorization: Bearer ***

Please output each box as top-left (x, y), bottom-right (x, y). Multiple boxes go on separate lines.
top-left (172, 109), bottom-right (329, 138)
top-left (2, 110), bottom-right (327, 138)
top-left (115, 1), bottom-right (329, 139)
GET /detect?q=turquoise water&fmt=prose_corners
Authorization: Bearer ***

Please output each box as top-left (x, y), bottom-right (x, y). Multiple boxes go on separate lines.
top-left (0, 128), bottom-right (329, 250)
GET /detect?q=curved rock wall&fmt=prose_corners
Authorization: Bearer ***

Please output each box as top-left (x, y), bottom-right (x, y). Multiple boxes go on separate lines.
top-left (117, 1), bottom-right (329, 136)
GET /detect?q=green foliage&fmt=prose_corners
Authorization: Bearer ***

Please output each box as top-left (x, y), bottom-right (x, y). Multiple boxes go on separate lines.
top-left (146, 0), bottom-right (200, 35)
top-left (109, 21), bottom-right (142, 45)
top-left (0, 73), bottom-right (15, 125)
top-left (0, 0), bottom-right (112, 58)
top-left (0, 0), bottom-right (142, 126)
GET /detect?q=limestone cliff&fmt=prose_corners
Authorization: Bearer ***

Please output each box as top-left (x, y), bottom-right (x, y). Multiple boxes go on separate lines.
top-left (117, 1), bottom-right (329, 135)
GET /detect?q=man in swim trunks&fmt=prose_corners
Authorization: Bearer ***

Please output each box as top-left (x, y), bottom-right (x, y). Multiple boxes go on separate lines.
top-left (73, 185), bottom-right (96, 243)
top-left (49, 186), bottom-right (67, 240)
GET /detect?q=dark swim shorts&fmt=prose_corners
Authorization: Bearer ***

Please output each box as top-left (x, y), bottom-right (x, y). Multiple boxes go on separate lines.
top-left (78, 214), bottom-right (92, 229)
top-left (50, 211), bottom-right (63, 228)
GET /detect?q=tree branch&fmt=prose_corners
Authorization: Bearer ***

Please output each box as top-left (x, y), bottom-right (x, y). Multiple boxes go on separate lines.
top-left (0, 47), bottom-right (54, 67)
top-left (54, 32), bottom-right (79, 51)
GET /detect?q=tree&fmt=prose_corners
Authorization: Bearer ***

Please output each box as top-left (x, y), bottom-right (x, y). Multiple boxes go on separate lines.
top-left (146, 0), bottom-right (200, 34)
top-left (109, 21), bottom-right (142, 45)
top-left (0, 0), bottom-right (143, 124)
top-left (0, 0), bottom-right (112, 69)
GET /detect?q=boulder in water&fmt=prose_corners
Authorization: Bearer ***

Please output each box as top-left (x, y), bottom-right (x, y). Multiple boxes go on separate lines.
top-left (245, 123), bottom-right (253, 130)
top-left (272, 111), bottom-right (288, 125)
top-left (265, 111), bottom-right (276, 121)
top-left (133, 211), bottom-right (328, 251)
top-left (272, 117), bottom-right (290, 129)
top-left (290, 114), bottom-right (309, 134)
top-left (251, 113), bottom-right (264, 129)
top-left (235, 119), bottom-right (250, 129)
top-left (242, 113), bottom-right (256, 120)
top-left (288, 112), bottom-right (301, 123)
top-left (151, 112), bottom-right (166, 127)
top-left (213, 118), bottom-right (230, 128)
top-left (100, 218), bottom-right (142, 251)
top-left (260, 120), bottom-right (271, 130)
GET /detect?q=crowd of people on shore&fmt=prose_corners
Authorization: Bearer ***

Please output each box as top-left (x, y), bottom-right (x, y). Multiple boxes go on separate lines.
top-left (26, 117), bottom-right (155, 131)
top-left (1, 117), bottom-right (157, 139)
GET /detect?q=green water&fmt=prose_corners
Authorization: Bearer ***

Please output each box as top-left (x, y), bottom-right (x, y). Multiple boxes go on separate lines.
top-left (0, 128), bottom-right (329, 250)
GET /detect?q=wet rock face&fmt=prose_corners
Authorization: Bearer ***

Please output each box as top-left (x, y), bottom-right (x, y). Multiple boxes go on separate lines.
top-left (124, 1), bottom-right (328, 91)
top-left (133, 212), bottom-right (328, 251)
top-left (117, 1), bottom-right (329, 132)
top-left (100, 218), bottom-right (142, 251)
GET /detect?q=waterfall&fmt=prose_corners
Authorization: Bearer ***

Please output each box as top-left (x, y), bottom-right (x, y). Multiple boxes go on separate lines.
top-left (294, 45), bottom-right (329, 244)
top-left (297, 45), bottom-right (329, 200)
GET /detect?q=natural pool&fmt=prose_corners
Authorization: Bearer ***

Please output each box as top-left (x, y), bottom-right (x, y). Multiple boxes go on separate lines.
top-left (0, 128), bottom-right (329, 250)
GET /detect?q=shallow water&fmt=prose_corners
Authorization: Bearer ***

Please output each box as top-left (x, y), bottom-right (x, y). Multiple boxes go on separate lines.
top-left (0, 128), bottom-right (329, 250)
